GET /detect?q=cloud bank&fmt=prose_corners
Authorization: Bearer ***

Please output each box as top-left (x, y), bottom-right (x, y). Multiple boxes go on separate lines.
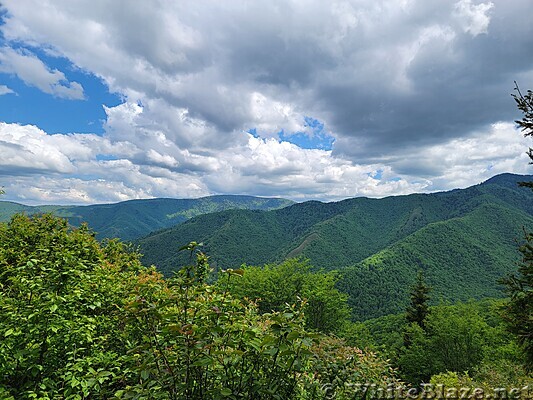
top-left (0, 0), bottom-right (532, 204)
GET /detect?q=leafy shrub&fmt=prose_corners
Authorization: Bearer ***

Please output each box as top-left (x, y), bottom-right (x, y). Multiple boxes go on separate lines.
top-left (221, 258), bottom-right (350, 334)
top-left (0, 214), bottom-right (396, 399)
top-left (429, 371), bottom-right (473, 387)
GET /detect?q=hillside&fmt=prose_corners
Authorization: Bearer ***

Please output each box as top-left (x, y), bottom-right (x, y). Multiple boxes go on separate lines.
top-left (137, 173), bottom-right (533, 319)
top-left (0, 195), bottom-right (294, 241)
top-left (339, 201), bottom-right (533, 319)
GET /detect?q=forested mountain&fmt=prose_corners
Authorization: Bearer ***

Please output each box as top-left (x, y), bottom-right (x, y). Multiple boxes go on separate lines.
top-left (339, 201), bottom-right (533, 319)
top-left (138, 173), bottom-right (533, 319)
top-left (0, 195), bottom-right (294, 241)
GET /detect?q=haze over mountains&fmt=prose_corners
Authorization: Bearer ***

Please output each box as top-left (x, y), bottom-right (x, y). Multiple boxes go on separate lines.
top-left (1, 173), bottom-right (531, 320)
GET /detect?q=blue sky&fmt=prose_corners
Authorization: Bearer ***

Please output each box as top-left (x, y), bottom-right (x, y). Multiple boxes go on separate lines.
top-left (248, 117), bottom-right (334, 151)
top-left (0, 38), bottom-right (121, 134)
top-left (0, 0), bottom-right (532, 205)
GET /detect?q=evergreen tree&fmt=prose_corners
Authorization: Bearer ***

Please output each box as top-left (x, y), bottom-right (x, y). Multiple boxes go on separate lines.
top-left (406, 271), bottom-right (431, 329)
top-left (503, 83), bottom-right (533, 369)
top-left (403, 271), bottom-right (431, 348)
top-left (501, 233), bottom-right (533, 370)
top-left (512, 82), bottom-right (533, 188)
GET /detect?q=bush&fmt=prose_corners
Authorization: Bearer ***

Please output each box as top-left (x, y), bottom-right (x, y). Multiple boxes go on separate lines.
top-left (0, 214), bottom-right (396, 399)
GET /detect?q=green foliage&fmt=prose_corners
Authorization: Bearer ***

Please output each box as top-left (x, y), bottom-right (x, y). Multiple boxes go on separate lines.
top-left (221, 258), bottom-right (351, 334)
top-left (0, 213), bottom-right (142, 398)
top-left (404, 271), bottom-right (431, 348)
top-left (339, 202), bottom-right (533, 320)
top-left (0, 214), bottom-right (395, 398)
top-left (513, 83), bottom-right (533, 183)
top-left (300, 336), bottom-right (397, 400)
top-left (429, 371), bottom-right (473, 387)
top-left (342, 313), bottom-right (405, 357)
top-left (500, 87), bottom-right (533, 370)
top-left (345, 299), bottom-right (530, 386)
top-left (337, 322), bottom-right (378, 354)
top-left (0, 195), bottom-right (294, 241)
top-left (120, 268), bottom-right (319, 399)
top-left (398, 302), bottom-right (502, 384)
top-left (139, 173), bottom-right (533, 273)
top-left (501, 232), bottom-right (533, 370)
top-left (139, 174), bottom-right (533, 319)
top-left (405, 271), bottom-right (431, 330)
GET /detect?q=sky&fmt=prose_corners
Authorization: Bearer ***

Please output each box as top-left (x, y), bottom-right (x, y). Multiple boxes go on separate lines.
top-left (0, 0), bottom-right (532, 205)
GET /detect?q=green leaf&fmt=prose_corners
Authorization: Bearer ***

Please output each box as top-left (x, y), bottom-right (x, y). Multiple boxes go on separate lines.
top-left (192, 357), bottom-right (213, 367)
top-left (141, 370), bottom-right (150, 380)
top-left (286, 331), bottom-right (300, 340)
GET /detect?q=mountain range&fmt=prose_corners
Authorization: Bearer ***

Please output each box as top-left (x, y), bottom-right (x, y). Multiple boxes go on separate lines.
top-left (0, 195), bottom-right (294, 241)
top-left (2, 173), bottom-right (531, 320)
top-left (136, 173), bottom-right (533, 319)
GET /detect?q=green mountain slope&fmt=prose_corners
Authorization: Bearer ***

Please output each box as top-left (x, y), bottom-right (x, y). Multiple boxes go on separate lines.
top-left (0, 196), bottom-right (294, 241)
top-left (139, 174), bottom-right (532, 269)
top-left (137, 174), bottom-right (533, 319)
top-left (339, 201), bottom-right (533, 320)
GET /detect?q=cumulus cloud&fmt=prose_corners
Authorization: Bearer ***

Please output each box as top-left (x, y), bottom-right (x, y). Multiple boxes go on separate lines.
top-left (0, 0), bottom-right (532, 204)
top-left (0, 122), bottom-right (76, 174)
top-left (389, 122), bottom-right (531, 190)
top-left (2, 1), bottom-right (530, 146)
top-left (0, 47), bottom-right (84, 99)
top-left (0, 121), bottom-right (211, 204)
top-left (0, 115), bottom-right (528, 205)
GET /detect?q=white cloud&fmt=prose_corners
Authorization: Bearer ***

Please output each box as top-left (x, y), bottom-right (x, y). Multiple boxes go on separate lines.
top-left (249, 92), bottom-right (307, 138)
top-left (454, 0), bottom-right (494, 36)
top-left (0, 122), bottom-right (76, 174)
top-left (0, 1), bottom-right (531, 204)
top-left (389, 122), bottom-right (531, 190)
top-left (0, 47), bottom-right (84, 99)
top-left (0, 112), bottom-right (529, 205)
top-left (0, 84), bottom-right (15, 95)
top-left (207, 135), bottom-right (430, 200)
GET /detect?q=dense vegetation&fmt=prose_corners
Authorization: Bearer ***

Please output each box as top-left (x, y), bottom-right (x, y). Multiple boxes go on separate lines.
top-left (339, 201), bottom-right (533, 319)
top-left (342, 299), bottom-right (530, 387)
top-left (0, 195), bottom-right (294, 241)
top-left (216, 258), bottom-right (532, 386)
top-left (0, 212), bottom-right (531, 396)
top-left (138, 174), bottom-right (533, 319)
top-left (503, 83), bottom-right (533, 369)
top-left (220, 258), bottom-right (350, 334)
top-left (138, 174), bottom-right (533, 273)
top-left (0, 214), bottom-right (396, 399)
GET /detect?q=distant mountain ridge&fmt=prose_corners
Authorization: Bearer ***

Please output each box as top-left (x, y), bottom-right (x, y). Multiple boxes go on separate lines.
top-left (3, 174), bottom-right (532, 320)
top-left (136, 173), bottom-right (533, 320)
top-left (0, 195), bottom-right (294, 241)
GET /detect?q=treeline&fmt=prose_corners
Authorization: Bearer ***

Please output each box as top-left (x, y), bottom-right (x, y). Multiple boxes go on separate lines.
top-left (343, 299), bottom-right (530, 387)
top-left (0, 196), bottom-right (294, 241)
top-left (137, 175), bottom-right (533, 323)
top-left (137, 173), bottom-right (533, 275)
